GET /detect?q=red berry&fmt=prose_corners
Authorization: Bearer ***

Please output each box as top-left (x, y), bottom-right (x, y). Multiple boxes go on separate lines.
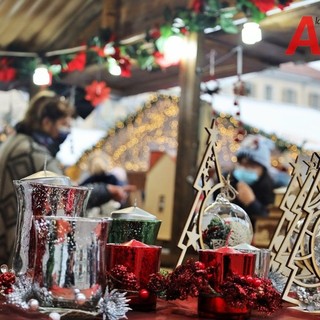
top-left (253, 278), bottom-right (262, 287)
top-left (195, 261), bottom-right (206, 270)
top-left (139, 289), bottom-right (150, 300)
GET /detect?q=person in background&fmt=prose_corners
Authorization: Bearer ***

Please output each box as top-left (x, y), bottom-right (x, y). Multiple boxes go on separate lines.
top-left (228, 135), bottom-right (275, 226)
top-left (80, 153), bottom-right (135, 210)
top-left (0, 90), bottom-right (131, 265)
top-left (0, 91), bottom-right (73, 265)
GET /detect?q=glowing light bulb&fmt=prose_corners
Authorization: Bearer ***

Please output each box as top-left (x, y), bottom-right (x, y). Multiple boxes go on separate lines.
top-left (33, 65), bottom-right (51, 85)
top-left (163, 35), bottom-right (185, 66)
top-left (108, 58), bottom-right (121, 76)
top-left (241, 22), bottom-right (262, 45)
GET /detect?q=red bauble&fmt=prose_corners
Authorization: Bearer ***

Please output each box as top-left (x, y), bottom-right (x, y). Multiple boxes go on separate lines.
top-left (139, 289), bottom-right (150, 300)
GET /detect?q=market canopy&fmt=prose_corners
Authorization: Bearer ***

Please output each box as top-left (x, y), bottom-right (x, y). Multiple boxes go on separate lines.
top-left (0, 0), bottom-right (320, 96)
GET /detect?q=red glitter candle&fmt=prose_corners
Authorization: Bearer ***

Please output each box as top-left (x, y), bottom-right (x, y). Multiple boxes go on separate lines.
top-left (198, 247), bottom-right (256, 319)
top-left (106, 239), bottom-right (161, 311)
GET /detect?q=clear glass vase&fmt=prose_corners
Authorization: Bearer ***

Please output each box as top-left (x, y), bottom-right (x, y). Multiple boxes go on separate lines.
top-left (33, 216), bottom-right (111, 310)
top-left (12, 180), bottom-right (92, 276)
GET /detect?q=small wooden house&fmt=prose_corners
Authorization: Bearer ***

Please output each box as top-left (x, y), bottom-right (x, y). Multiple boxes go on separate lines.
top-left (144, 151), bottom-right (176, 241)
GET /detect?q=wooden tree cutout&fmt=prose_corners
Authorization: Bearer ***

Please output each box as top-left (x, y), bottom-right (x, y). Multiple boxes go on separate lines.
top-left (268, 152), bottom-right (320, 306)
top-left (282, 154), bottom-right (320, 305)
top-left (269, 154), bottom-right (320, 272)
top-left (176, 119), bottom-right (224, 266)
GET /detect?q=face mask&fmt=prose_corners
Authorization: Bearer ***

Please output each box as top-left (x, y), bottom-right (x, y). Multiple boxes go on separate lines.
top-left (46, 129), bottom-right (70, 156)
top-left (56, 127), bottom-right (71, 144)
top-left (233, 167), bottom-right (259, 185)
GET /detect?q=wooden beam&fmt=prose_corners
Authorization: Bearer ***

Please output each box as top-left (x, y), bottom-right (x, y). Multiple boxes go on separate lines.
top-left (101, 0), bottom-right (120, 30)
top-left (170, 32), bottom-right (204, 263)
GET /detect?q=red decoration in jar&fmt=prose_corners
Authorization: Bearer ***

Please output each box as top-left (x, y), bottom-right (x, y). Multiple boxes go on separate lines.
top-left (85, 80), bottom-right (110, 106)
top-left (198, 248), bottom-right (256, 319)
top-left (106, 240), bottom-right (161, 311)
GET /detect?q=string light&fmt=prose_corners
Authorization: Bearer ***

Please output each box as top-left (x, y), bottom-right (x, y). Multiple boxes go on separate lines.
top-left (74, 94), bottom-right (305, 176)
top-left (241, 22), bottom-right (262, 45)
top-left (108, 58), bottom-right (122, 76)
top-left (163, 35), bottom-right (186, 66)
top-left (33, 64), bottom-right (51, 86)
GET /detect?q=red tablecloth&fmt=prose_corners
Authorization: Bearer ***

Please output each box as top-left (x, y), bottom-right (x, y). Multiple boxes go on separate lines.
top-left (1, 298), bottom-right (319, 320)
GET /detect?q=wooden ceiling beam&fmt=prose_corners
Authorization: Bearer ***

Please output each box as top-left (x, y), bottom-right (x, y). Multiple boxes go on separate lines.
top-left (101, 0), bottom-right (121, 30)
top-left (33, 1), bottom-right (100, 52)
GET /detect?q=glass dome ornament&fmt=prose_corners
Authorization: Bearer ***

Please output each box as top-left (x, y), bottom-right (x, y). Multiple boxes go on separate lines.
top-left (199, 193), bottom-right (253, 249)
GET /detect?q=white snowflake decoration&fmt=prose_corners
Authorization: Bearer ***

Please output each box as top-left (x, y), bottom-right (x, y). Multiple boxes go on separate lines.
top-left (98, 287), bottom-right (131, 320)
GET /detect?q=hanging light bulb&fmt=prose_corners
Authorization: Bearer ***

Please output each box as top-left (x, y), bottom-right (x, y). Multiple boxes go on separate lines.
top-left (241, 22), bottom-right (262, 45)
top-left (33, 65), bottom-right (51, 85)
top-left (163, 35), bottom-right (185, 66)
top-left (108, 58), bottom-right (121, 76)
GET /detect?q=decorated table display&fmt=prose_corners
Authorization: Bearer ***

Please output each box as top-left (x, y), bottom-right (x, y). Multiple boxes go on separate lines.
top-left (1, 119), bottom-right (318, 319)
top-left (12, 170), bottom-right (92, 277)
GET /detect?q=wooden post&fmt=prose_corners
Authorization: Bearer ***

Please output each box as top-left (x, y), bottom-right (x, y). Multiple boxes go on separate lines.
top-left (101, 0), bottom-right (120, 30)
top-left (170, 32), bottom-right (204, 264)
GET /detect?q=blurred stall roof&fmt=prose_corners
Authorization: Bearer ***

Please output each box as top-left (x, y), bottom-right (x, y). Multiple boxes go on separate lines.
top-left (0, 0), bottom-right (320, 96)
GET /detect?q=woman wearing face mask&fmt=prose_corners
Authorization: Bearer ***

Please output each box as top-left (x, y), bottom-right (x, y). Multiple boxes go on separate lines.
top-left (229, 135), bottom-right (275, 225)
top-left (0, 90), bottom-right (75, 265)
top-left (0, 90), bottom-right (133, 265)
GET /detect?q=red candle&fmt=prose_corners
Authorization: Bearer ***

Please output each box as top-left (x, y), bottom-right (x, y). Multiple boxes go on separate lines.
top-left (198, 247), bottom-right (256, 319)
top-left (106, 239), bottom-right (161, 311)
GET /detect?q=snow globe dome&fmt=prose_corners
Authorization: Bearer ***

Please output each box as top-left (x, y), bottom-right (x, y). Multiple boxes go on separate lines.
top-left (200, 193), bottom-right (253, 249)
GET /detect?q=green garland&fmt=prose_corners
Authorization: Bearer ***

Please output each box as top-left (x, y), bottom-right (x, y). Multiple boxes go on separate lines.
top-left (0, 1), bottom-right (288, 82)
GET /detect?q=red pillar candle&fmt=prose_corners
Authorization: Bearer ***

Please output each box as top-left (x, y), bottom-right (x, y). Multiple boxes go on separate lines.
top-left (198, 247), bottom-right (256, 320)
top-left (106, 239), bottom-right (161, 311)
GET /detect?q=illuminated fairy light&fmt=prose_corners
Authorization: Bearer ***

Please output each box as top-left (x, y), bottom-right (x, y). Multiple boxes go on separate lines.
top-left (75, 94), bottom-right (303, 175)
top-left (241, 22), bottom-right (262, 45)
top-left (33, 65), bottom-right (51, 85)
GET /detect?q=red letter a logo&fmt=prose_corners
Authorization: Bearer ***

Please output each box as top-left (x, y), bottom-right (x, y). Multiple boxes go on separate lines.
top-left (286, 16), bottom-right (320, 55)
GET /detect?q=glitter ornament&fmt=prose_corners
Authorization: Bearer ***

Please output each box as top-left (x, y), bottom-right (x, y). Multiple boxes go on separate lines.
top-left (49, 312), bottom-right (61, 320)
top-left (98, 287), bottom-right (131, 320)
top-left (200, 194), bottom-right (253, 249)
top-left (6, 275), bottom-right (34, 309)
top-left (28, 298), bottom-right (39, 311)
top-left (268, 271), bottom-right (286, 294)
top-left (32, 283), bottom-right (54, 307)
top-left (75, 292), bottom-right (87, 305)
